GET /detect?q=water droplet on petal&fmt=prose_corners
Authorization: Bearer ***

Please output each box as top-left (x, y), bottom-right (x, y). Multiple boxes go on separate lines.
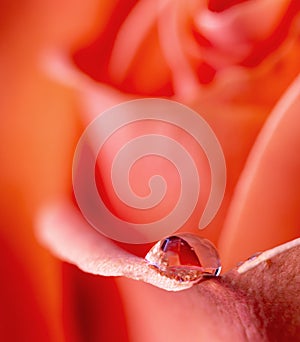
top-left (145, 233), bottom-right (221, 283)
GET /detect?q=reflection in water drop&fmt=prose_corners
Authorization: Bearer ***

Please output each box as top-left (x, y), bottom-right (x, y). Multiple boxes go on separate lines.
top-left (145, 233), bottom-right (221, 284)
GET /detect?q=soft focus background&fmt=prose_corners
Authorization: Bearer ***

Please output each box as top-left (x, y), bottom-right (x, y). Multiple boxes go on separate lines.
top-left (1, 1), bottom-right (300, 341)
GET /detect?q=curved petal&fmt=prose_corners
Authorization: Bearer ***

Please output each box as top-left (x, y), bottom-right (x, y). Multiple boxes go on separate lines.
top-left (118, 235), bottom-right (300, 341)
top-left (37, 202), bottom-right (194, 291)
top-left (37, 201), bottom-right (300, 340)
top-left (219, 73), bottom-right (300, 270)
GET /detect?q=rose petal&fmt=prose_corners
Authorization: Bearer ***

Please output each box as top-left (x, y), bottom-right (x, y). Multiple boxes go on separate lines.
top-left (37, 200), bottom-right (300, 294)
top-left (223, 239), bottom-right (300, 340)
top-left (117, 236), bottom-right (300, 341)
top-left (237, 237), bottom-right (300, 274)
top-left (37, 201), bottom-right (300, 339)
top-left (36, 202), bottom-right (194, 291)
top-left (219, 73), bottom-right (300, 270)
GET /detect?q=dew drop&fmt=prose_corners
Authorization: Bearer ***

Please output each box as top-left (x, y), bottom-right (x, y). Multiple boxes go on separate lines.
top-left (145, 233), bottom-right (221, 283)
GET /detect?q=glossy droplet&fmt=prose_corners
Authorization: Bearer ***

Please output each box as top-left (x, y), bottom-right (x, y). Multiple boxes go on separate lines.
top-left (145, 233), bottom-right (221, 283)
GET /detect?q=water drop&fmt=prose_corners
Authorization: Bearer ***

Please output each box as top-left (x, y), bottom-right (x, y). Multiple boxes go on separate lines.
top-left (145, 233), bottom-right (221, 284)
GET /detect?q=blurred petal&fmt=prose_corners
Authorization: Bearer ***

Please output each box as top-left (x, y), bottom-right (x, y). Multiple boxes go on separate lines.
top-left (61, 264), bottom-right (128, 342)
top-left (41, 49), bottom-right (131, 121)
top-left (197, 0), bottom-right (291, 64)
top-left (219, 73), bottom-right (300, 270)
top-left (0, 234), bottom-right (51, 341)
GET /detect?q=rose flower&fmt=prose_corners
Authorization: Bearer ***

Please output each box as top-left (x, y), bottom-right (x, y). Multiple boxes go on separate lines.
top-left (0, 1), bottom-right (299, 341)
